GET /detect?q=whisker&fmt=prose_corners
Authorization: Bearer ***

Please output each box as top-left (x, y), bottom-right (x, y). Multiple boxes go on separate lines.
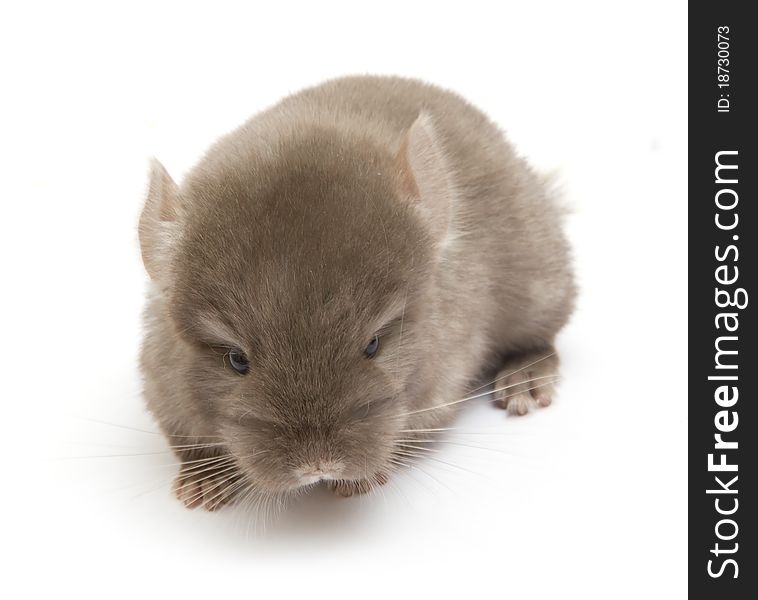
top-left (175, 463), bottom-right (239, 487)
top-left (403, 438), bottom-right (523, 456)
top-left (146, 453), bottom-right (234, 470)
top-left (56, 450), bottom-right (203, 460)
top-left (175, 448), bottom-right (268, 478)
top-left (398, 428), bottom-right (536, 437)
top-left (460, 374), bottom-right (560, 403)
top-left (164, 442), bottom-right (230, 452)
top-left (421, 455), bottom-right (489, 477)
top-left (463, 351), bottom-right (556, 397)
top-left (407, 462), bottom-right (457, 495)
top-left (398, 427), bottom-right (456, 433)
top-left (397, 443), bottom-right (439, 453)
top-left (68, 416), bottom-right (224, 439)
top-left (59, 440), bottom-right (155, 450)
top-left (178, 472), bottom-right (243, 508)
top-left (496, 380), bottom-right (561, 403)
top-left (393, 448), bottom-right (426, 458)
top-left (129, 460), bottom-right (237, 501)
top-left (394, 449), bottom-right (486, 478)
top-left (210, 478), bottom-right (249, 508)
top-left (102, 455), bottom-right (235, 498)
top-left (174, 459), bottom-right (238, 482)
top-left (394, 441), bottom-right (494, 481)
top-left (395, 375), bottom-right (560, 418)
top-left (57, 441), bottom-right (229, 460)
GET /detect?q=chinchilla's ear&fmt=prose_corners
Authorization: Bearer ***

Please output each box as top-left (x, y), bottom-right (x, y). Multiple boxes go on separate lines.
top-left (139, 159), bottom-right (182, 282)
top-left (395, 112), bottom-right (453, 245)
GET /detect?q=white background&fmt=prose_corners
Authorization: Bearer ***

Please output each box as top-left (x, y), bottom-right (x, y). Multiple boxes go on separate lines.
top-left (0, 2), bottom-right (687, 598)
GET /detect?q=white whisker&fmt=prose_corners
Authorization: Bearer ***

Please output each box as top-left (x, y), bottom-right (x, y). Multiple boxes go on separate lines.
top-left (463, 351), bottom-right (556, 397)
top-left (175, 460), bottom-right (238, 483)
top-left (179, 470), bottom-right (244, 508)
top-left (395, 374), bottom-right (560, 418)
top-left (398, 443), bottom-right (439, 453)
top-left (69, 416), bottom-right (224, 439)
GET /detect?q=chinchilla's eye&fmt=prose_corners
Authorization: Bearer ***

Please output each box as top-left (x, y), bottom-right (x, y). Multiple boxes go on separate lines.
top-left (228, 348), bottom-right (250, 374)
top-left (364, 335), bottom-right (380, 359)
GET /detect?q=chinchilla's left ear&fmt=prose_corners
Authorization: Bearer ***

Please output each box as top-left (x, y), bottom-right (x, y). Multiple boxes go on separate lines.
top-left (395, 112), bottom-right (454, 247)
top-left (138, 159), bottom-right (182, 282)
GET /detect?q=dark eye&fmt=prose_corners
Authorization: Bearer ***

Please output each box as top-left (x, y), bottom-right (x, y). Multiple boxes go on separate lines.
top-left (228, 348), bottom-right (250, 374)
top-left (364, 335), bottom-right (380, 358)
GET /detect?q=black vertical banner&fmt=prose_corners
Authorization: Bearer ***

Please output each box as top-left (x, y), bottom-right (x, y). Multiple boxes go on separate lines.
top-left (690, 3), bottom-right (756, 597)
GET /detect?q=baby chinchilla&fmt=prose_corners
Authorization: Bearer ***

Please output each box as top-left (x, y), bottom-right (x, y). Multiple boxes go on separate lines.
top-left (138, 75), bottom-right (575, 510)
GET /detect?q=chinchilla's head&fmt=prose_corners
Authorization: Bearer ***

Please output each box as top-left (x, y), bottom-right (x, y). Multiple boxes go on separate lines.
top-left (139, 114), bottom-right (454, 494)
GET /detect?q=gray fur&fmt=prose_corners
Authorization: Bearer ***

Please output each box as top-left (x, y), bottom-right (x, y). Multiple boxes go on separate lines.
top-left (138, 75), bottom-right (575, 508)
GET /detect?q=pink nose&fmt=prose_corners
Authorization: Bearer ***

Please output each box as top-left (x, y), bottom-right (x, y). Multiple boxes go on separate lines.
top-left (296, 461), bottom-right (344, 485)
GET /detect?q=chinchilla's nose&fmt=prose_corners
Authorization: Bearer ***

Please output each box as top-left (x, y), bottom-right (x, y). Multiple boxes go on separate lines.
top-left (294, 460), bottom-right (345, 486)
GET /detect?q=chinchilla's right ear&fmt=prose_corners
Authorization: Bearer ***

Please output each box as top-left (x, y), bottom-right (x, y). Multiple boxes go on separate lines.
top-left (395, 112), bottom-right (454, 250)
top-left (138, 159), bottom-right (182, 282)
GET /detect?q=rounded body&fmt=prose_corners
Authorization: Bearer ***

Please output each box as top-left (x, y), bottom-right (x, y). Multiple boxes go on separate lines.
top-left (139, 76), bottom-right (575, 503)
